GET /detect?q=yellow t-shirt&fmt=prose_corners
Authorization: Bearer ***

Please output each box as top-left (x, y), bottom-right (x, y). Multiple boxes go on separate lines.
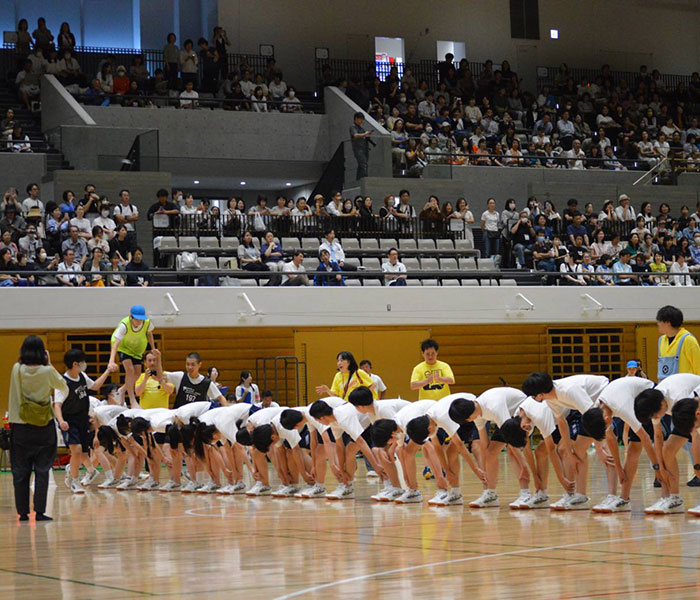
top-left (135, 372), bottom-right (172, 409)
top-left (659, 328), bottom-right (700, 377)
top-left (410, 360), bottom-right (455, 400)
top-left (330, 369), bottom-right (377, 400)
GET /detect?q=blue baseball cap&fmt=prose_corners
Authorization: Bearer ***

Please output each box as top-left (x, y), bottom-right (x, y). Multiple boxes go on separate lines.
top-left (626, 360), bottom-right (639, 369)
top-left (130, 305), bottom-right (147, 320)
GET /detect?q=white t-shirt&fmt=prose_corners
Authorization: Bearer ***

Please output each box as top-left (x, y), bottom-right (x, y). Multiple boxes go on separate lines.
top-left (112, 320), bottom-right (154, 341)
top-left (395, 399), bottom-right (436, 432)
top-left (288, 405), bottom-right (327, 435)
top-left (481, 210), bottom-right (500, 232)
top-left (518, 397), bottom-right (557, 438)
top-left (368, 373), bottom-right (387, 393)
top-left (369, 399), bottom-right (411, 422)
top-left (597, 377), bottom-right (654, 432)
top-left (54, 372), bottom-right (95, 404)
top-left (173, 401), bottom-right (211, 422)
top-left (113, 203), bottom-right (139, 231)
top-left (213, 404), bottom-right (252, 443)
top-left (166, 372), bottom-right (221, 400)
top-left (247, 406), bottom-right (285, 428)
top-left (271, 412), bottom-right (301, 448)
top-left (196, 407), bottom-right (224, 427)
top-left (331, 403), bottom-right (371, 441)
top-left (473, 387), bottom-right (527, 430)
top-left (93, 404), bottom-right (127, 426)
top-left (382, 261), bottom-right (407, 274)
top-left (93, 216), bottom-right (117, 233)
top-left (654, 373), bottom-right (700, 416)
top-left (70, 216), bottom-right (92, 235)
top-left (546, 374), bottom-right (609, 418)
top-left (427, 392), bottom-right (477, 436)
top-left (149, 409), bottom-right (178, 433)
top-left (235, 383), bottom-right (260, 405)
top-left (282, 261), bottom-right (306, 283)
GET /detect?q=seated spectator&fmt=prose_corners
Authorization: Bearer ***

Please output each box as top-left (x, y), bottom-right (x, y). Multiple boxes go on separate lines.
top-left (88, 226), bottom-right (110, 254)
top-left (319, 228), bottom-right (355, 271)
top-left (125, 247), bottom-right (152, 287)
top-left (0, 204), bottom-right (26, 243)
top-left (532, 233), bottom-right (557, 273)
top-left (669, 254), bottom-right (693, 286)
top-left (568, 234), bottom-right (587, 263)
top-left (566, 212), bottom-right (589, 246)
top-left (649, 251), bottom-right (668, 284)
top-left (251, 86), bottom-right (269, 112)
top-left (314, 248), bottom-right (344, 286)
top-left (659, 235), bottom-right (678, 266)
top-left (631, 253), bottom-right (652, 285)
top-left (0, 247), bottom-right (20, 287)
top-left (33, 249), bottom-right (59, 286)
top-left (269, 73), bottom-right (288, 103)
top-left (15, 60), bottom-right (40, 111)
top-left (595, 254), bottom-right (615, 286)
top-left (18, 225), bottom-right (41, 262)
top-left (1, 230), bottom-right (19, 261)
top-left (382, 247), bottom-right (407, 286)
top-left (602, 145), bottom-right (627, 170)
top-left (109, 224), bottom-right (133, 263)
top-left (281, 251), bottom-right (309, 286)
top-left (61, 226), bottom-right (88, 264)
top-left (8, 124), bottom-right (31, 153)
top-left (70, 205), bottom-right (92, 240)
top-left (565, 139), bottom-right (585, 169)
top-left (281, 86), bottom-right (302, 112)
top-left (560, 252), bottom-right (585, 286)
top-left (57, 248), bottom-right (85, 286)
top-left (84, 79), bottom-right (106, 105)
top-left (510, 209), bottom-right (535, 269)
top-left (21, 183), bottom-right (43, 219)
top-left (626, 232), bottom-right (642, 257)
top-left (261, 231), bottom-right (284, 271)
top-left (59, 190), bottom-right (76, 219)
top-left (612, 250), bottom-right (635, 285)
top-left (93, 201), bottom-right (116, 239)
top-left (237, 230), bottom-right (269, 273)
top-left (106, 252), bottom-right (125, 287)
top-left (179, 80), bottom-right (199, 108)
top-left (87, 247), bottom-right (108, 287)
top-left (589, 229), bottom-right (609, 263)
top-left (129, 55), bottom-right (149, 84)
top-left (556, 111), bottom-right (575, 150)
top-left (291, 197), bottom-right (312, 217)
top-left (97, 63), bottom-right (114, 94)
top-left (147, 188), bottom-right (180, 227)
top-left (113, 65), bottom-right (130, 95)
top-left (239, 69), bottom-right (255, 98)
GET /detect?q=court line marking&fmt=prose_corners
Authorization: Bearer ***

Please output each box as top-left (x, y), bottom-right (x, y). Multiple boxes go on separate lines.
top-left (272, 529), bottom-right (700, 600)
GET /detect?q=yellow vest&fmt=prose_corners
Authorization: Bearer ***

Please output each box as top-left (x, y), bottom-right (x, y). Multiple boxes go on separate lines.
top-left (111, 316), bottom-right (150, 359)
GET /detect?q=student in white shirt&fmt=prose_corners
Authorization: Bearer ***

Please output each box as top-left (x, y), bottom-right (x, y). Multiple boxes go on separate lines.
top-left (454, 387), bottom-right (532, 509)
top-left (404, 393), bottom-right (487, 505)
top-left (359, 360), bottom-right (387, 399)
top-left (237, 406), bottom-right (286, 495)
top-left (523, 372), bottom-right (612, 510)
top-left (500, 397), bottom-right (574, 508)
top-left (381, 247), bottom-right (407, 286)
top-left (346, 387), bottom-right (409, 500)
top-left (278, 399), bottom-right (344, 497)
top-left (588, 377), bottom-right (665, 513)
top-left (91, 404), bottom-right (127, 488)
top-left (634, 373), bottom-right (700, 515)
top-left (309, 399), bottom-right (386, 499)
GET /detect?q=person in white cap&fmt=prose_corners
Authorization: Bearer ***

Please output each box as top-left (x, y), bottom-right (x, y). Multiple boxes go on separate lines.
top-left (108, 305), bottom-right (155, 409)
top-left (615, 194), bottom-right (636, 221)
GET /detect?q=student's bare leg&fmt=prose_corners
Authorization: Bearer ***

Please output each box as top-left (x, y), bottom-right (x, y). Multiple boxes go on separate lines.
top-left (572, 436), bottom-right (592, 495)
top-left (122, 359), bottom-right (142, 408)
top-left (507, 444), bottom-right (530, 490)
top-left (663, 435), bottom-right (687, 496)
top-left (68, 444), bottom-right (83, 480)
top-left (252, 448), bottom-right (270, 486)
top-left (378, 449), bottom-right (400, 488)
top-left (620, 442), bottom-right (643, 500)
top-left (534, 443), bottom-right (549, 490)
top-left (399, 442), bottom-right (420, 490)
top-left (344, 441), bottom-right (358, 482)
top-left (444, 442), bottom-right (461, 489)
top-left (312, 444), bottom-right (327, 485)
top-left (485, 440), bottom-right (506, 489)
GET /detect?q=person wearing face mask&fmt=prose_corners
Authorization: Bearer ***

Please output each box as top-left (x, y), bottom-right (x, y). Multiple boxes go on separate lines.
top-left (34, 248), bottom-right (59, 286)
top-left (396, 93), bottom-right (409, 117)
top-left (53, 349), bottom-right (116, 494)
top-left (93, 199), bottom-right (117, 239)
top-left (18, 225), bottom-right (42, 262)
top-left (281, 86), bottom-right (302, 112)
top-left (510, 210), bottom-right (535, 269)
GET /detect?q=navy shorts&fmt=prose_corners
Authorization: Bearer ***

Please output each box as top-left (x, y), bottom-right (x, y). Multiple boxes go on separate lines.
top-left (118, 351), bottom-right (142, 366)
top-left (153, 432), bottom-right (167, 445)
top-left (341, 426), bottom-right (373, 447)
top-left (315, 429), bottom-right (336, 444)
top-left (436, 422), bottom-right (477, 445)
top-left (61, 414), bottom-right (92, 453)
top-left (628, 420), bottom-right (670, 443)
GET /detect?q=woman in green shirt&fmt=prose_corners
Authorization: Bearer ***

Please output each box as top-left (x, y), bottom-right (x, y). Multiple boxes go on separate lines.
top-left (9, 335), bottom-right (67, 522)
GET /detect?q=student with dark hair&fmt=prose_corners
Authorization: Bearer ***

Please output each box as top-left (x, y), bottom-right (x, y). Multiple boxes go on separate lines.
top-left (91, 404), bottom-right (128, 487)
top-left (53, 348), bottom-right (115, 494)
top-left (410, 339), bottom-right (455, 401)
top-left (165, 352), bottom-right (227, 409)
top-left (635, 373), bottom-right (700, 514)
top-left (590, 376), bottom-right (669, 513)
top-left (451, 387), bottom-right (532, 509)
top-left (315, 351), bottom-right (376, 401)
top-left (523, 371), bottom-right (611, 510)
top-left (9, 336), bottom-right (68, 521)
top-left (309, 399), bottom-right (385, 499)
top-left (656, 305), bottom-right (700, 381)
top-left (235, 370), bottom-right (260, 405)
top-left (167, 402), bottom-right (214, 492)
top-left (359, 360), bottom-right (387, 400)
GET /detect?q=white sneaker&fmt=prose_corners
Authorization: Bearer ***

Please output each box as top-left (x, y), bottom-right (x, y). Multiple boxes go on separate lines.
top-left (522, 490), bottom-right (549, 509)
top-left (272, 485), bottom-right (291, 497)
top-left (273, 485), bottom-right (299, 497)
top-left (687, 504), bottom-right (700, 516)
top-left (469, 490), bottom-right (499, 508)
top-left (325, 483), bottom-right (346, 500)
top-left (563, 493), bottom-right (590, 511)
top-left (97, 478), bottom-right (118, 489)
top-left (81, 470), bottom-right (100, 486)
top-left (229, 481), bottom-right (247, 494)
top-left (371, 485), bottom-right (390, 501)
top-left (137, 478), bottom-right (160, 491)
top-left (593, 494), bottom-right (618, 513)
top-left (440, 490), bottom-right (464, 506)
top-left (659, 495), bottom-right (684, 514)
top-left (197, 482), bottom-right (220, 494)
top-left (138, 472), bottom-right (150, 480)
top-left (116, 477), bottom-right (137, 490)
top-left (246, 482), bottom-right (264, 496)
top-left (300, 484), bottom-right (327, 498)
top-left (218, 484), bottom-right (234, 494)
top-left (550, 493), bottom-right (573, 510)
top-left (64, 472), bottom-right (72, 489)
top-left (70, 480), bottom-right (85, 494)
top-left (427, 490), bottom-right (448, 505)
top-left (181, 480), bottom-right (199, 493)
top-left (249, 484), bottom-right (271, 496)
top-left (395, 489), bottom-right (423, 504)
top-left (644, 497), bottom-right (667, 514)
top-left (380, 487), bottom-right (405, 502)
top-left (509, 490), bottom-right (532, 509)
top-left (159, 480), bottom-right (181, 492)
top-left (608, 497), bottom-right (631, 512)
top-left (366, 469), bottom-right (380, 479)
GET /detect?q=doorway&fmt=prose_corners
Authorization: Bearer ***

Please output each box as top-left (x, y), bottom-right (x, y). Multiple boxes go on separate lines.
top-left (375, 36), bottom-right (405, 81)
top-left (436, 41), bottom-right (466, 65)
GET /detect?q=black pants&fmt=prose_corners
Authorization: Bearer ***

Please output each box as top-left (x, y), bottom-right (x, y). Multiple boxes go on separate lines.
top-left (11, 422), bottom-right (57, 517)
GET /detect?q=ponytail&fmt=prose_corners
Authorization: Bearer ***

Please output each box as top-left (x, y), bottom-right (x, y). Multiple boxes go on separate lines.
top-left (115, 414), bottom-right (132, 436)
top-left (98, 426), bottom-right (124, 455)
top-left (194, 420), bottom-right (217, 460)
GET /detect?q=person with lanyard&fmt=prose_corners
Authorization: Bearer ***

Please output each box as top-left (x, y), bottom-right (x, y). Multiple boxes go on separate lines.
top-left (655, 305), bottom-right (700, 485)
top-left (53, 349), bottom-right (116, 494)
top-left (108, 305), bottom-right (155, 409)
top-left (315, 350), bottom-right (376, 401)
top-left (9, 336), bottom-right (69, 522)
top-left (165, 351), bottom-right (228, 409)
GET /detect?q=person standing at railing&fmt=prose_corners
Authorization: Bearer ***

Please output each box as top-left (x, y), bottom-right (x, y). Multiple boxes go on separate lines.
top-left (350, 112), bottom-right (372, 180)
top-left (212, 27), bottom-right (230, 82)
top-left (163, 33), bottom-right (180, 90)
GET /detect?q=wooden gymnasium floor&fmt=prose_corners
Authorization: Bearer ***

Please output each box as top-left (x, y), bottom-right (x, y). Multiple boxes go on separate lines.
top-left (3, 452), bottom-right (700, 600)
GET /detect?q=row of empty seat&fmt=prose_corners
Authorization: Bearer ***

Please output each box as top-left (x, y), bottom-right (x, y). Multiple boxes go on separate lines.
top-left (228, 278), bottom-right (517, 287)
